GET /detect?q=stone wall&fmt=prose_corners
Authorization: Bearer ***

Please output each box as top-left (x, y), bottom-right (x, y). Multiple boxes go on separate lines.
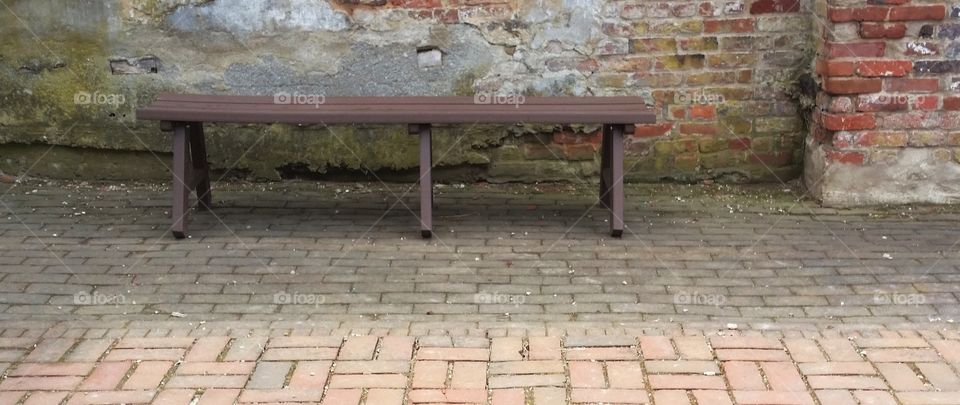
top-left (805, 0), bottom-right (960, 205)
top-left (0, 0), bottom-right (811, 183)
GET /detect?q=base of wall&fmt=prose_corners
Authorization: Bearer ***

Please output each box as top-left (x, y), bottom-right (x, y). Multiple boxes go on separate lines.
top-left (804, 138), bottom-right (960, 207)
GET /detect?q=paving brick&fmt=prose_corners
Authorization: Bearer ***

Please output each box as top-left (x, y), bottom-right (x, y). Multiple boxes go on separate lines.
top-left (184, 336), bottom-right (230, 362)
top-left (692, 390), bottom-right (734, 405)
top-left (492, 388), bottom-right (525, 405)
top-left (408, 389), bottom-right (487, 403)
top-left (490, 337), bottom-right (523, 362)
top-left (529, 337), bottom-right (562, 360)
top-left (365, 389), bottom-right (404, 405)
top-left (65, 391), bottom-right (156, 405)
top-left (724, 361), bottom-right (765, 390)
top-left (917, 362), bottom-right (960, 390)
top-left (339, 336), bottom-right (378, 360)
top-left (807, 375), bottom-right (888, 389)
top-left (246, 361), bottom-right (291, 389)
top-left (377, 336), bottom-right (414, 360)
top-left (572, 389), bottom-right (650, 403)
top-left (607, 362), bottom-right (645, 388)
top-left (417, 347), bottom-right (489, 361)
top-left (287, 360), bottom-right (332, 389)
top-left (196, 389), bottom-right (240, 405)
top-left (732, 390), bottom-right (815, 404)
top-left (639, 336), bottom-right (676, 360)
top-left (653, 390), bottom-right (691, 405)
top-left (877, 362), bottom-right (928, 391)
top-left (22, 392), bottom-right (68, 405)
top-left (569, 361), bottom-right (605, 388)
top-left (9, 362), bottom-right (94, 376)
top-left (78, 361), bottom-right (131, 391)
top-left (152, 389), bottom-right (195, 405)
top-left (123, 361), bottom-right (173, 390)
top-left (648, 375), bottom-right (726, 390)
top-left (451, 361), bottom-right (487, 389)
top-left (412, 360), bottom-right (447, 388)
top-left (761, 362), bottom-right (805, 391)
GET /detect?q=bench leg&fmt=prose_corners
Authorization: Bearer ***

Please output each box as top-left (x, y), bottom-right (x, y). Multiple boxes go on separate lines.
top-left (189, 122), bottom-right (212, 210)
top-left (415, 124), bottom-right (433, 238)
top-left (171, 123), bottom-right (192, 239)
top-left (601, 124), bottom-right (625, 237)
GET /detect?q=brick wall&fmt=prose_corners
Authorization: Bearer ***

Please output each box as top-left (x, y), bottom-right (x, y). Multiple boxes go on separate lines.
top-left (805, 0), bottom-right (960, 205)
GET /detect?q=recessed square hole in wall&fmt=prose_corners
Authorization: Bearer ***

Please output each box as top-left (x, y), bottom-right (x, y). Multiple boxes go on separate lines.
top-left (110, 56), bottom-right (160, 75)
top-left (417, 46), bottom-right (442, 68)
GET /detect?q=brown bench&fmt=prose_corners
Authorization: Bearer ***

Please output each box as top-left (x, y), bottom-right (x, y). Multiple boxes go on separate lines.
top-left (136, 94), bottom-right (655, 239)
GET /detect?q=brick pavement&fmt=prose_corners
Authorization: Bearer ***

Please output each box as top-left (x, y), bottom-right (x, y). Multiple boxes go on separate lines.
top-left (0, 334), bottom-right (959, 404)
top-left (4, 180), bottom-right (960, 402)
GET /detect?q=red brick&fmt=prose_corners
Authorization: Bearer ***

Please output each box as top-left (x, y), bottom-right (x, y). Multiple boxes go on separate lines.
top-left (176, 361), bottom-right (254, 375)
top-left (196, 389), bottom-right (240, 405)
top-left (724, 361), bottom-right (765, 390)
top-left (884, 78), bottom-right (939, 93)
top-left (649, 375), bottom-right (726, 389)
top-left (654, 390), bottom-right (692, 405)
top-left (821, 112), bottom-right (876, 130)
top-left (729, 137), bottom-right (752, 150)
top-left (238, 389), bottom-right (325, 403)
top-left (828, 6), bottom-right (889, 22)
top-left (451, 362), bottom-right (486, 389)
top-left (807, 375), bottom-right (887, 389)
top-left (826, 42), bottom-right (885, 58)
top-left (184, 336), bottom-right (230, 362)
top-left (22, 392), bottom-right (67, 405)
top-left (607, 362), bottom-right (645, 388)
top-left (10, 362), bottom-right (94, 376)
top-left (24, 339), bottom-right (75, 362)
top-left (408, 389), bottom-right (487, 403)
top-left (704, 19), bottom-right (755, 33)
top-left (570, 361), bottom-right (606, 388)
top-left (913, 95), bottom-right (940, 110)
top-left (762, 362), bottom-right (806, 391)
top-left (0, 376), bottom-right (82, 391)
top-left (412, 360), bottom-right (447, 388)
top-left (634, 123), bottom-right (673, 138)
top-left (262, 347), bottom-right (337, 361)
top-left (858, 60), bottom-right (912, 77)
top-left (783, 339), bottom-right (826, 363)
top-left (66, 391), bottom-right (155, 405)
top-left (750, 0), bottom-right (800, 13)
top-left (366, 389), bottom-right (404, 405)
top-left (490, 337), bottom-right (523, 362)
top-left (817, 60), bottom-right (856, 77)
top-left (78, 361), bottom-right (132, 391)
top-left (116, 338), bottom-right (194, 349)
top-left (153, 389), bottom-right (195, 405)
top-left (527, 337), bottom-right (562, 361)
top-left (566, 347), bottom-right (638, 361)
top-left (166, 375), bottom-right (248, 389)
top-left (639, 336), bottom-right (676, 360)
top-left (104, 348), bottom-right (184, 361)
top-left (674, 337), bottom-right (714, 360)
top-left (799, 362), bottom-right (876, 375)
top-left (693, 390), bottom-right (734, 405)
top-left (377, 336), bottom-right (415, 360)
top-left (825, 150), bottom-right (866, 164)
top-left (690, 104), bottom-right (717, 120)
top-left (123, 361), bottom-right (173, 390)
top-left (679, 122), bottom-right (718, 136)
top-left (877, 363), bottom-right (927, 390)
top-left (287, 361), bottom-right (332, 389)
top-left (389, 0), bottom-right (441, 7)
top-left (330, 373), bottom-right (407, 388)
top-left (866, 348), bottom-right (941, 362)
top-left (857, 94), bottom-right (909, 111)
top-left (492, 389), bottom-right (525, 405)
top-left (571, 389), bottom-right (650, 403)
top-left (339, 336), bottom-right (378, 360)
top-left (716, 349), bottom-right (790, 361)
top-left (888, 5), bottom-right (946, 20)
top-left (859, 22), bottom-right (907, 38)
top-left (710, 337), bottom-right (781, 350)
top-left (732, 391), bottom-right (815, 404)
top-left (944, 96), bottom-right (960, 110)
top-left (824, 78), bottom-right (883, 94)
top-left (320, 389), bottom-right (362, 405)
top-left (417, 347), bottom-right (489, 361)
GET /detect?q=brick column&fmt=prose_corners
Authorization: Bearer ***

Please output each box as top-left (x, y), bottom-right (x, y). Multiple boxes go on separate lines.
top-left (805, 0), bottom-right (959, 205)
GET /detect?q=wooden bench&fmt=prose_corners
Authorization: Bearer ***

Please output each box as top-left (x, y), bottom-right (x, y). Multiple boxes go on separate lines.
top-left (136, 94), bottom-right (655, 239)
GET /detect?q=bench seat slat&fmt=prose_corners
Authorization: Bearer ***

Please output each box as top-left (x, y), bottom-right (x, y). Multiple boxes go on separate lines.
top-left (137, 94), bottom-right (655, 125)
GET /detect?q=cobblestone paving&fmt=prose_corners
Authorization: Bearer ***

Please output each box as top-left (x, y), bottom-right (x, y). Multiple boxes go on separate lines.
top-left (3, 180), bottom-right (960, 338)
top-left (1, 334), bottom-right (960, 404)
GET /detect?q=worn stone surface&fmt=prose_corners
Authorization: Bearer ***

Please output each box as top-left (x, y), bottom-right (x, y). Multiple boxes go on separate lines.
top-left (0, 0), bottom-right (811, 183)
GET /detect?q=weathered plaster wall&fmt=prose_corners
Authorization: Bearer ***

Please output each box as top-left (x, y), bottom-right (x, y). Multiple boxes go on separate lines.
top-left (804, 0), bottom-right (960, 206)
top-left (0, 0), bottom-right (811, 183)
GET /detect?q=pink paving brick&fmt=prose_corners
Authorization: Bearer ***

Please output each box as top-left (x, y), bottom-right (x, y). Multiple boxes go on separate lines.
top-left (320, 389), bottom-right (362, 405)
top-left (673, 336), bottom-right (713, 360)
top-left (412, 360), bottom-right (448, 388)
top-left (238, 389), bottom-right (325, 403)
top-left (571, 389), bottom-right (650, 403)
top-left (569, 361), bottom-right (605, 388)
top-left (492, 388), bottom-right (525, 405)
top-left (408, 389), bottom-right (487, 403)
top-left (365, 389), bottom-right (404, 405)
top-left (653, 390), bottom-right (691, 405)
top-left (287, 360), bottom-right (332, 389)
top-left (184, 336), bottom-right (230, 362)
top-left (761, 362), bottom-right (806, 391)
top-left (732, 390), bottom-right (815, 404)
top-left (648, 375), bottom-right (726, 390)
top-left (338, 336), bottom-right (378, 360)
top-left (490, 337), bottom-right (524, 362)
top-left (724, 361), bottom-right (765, 390)
top-left (9, 362), bottom-right (94, 376)
top-left (123, 361), bottom-right (173, 390)
top-left (24, 339), bottom-right (75, 362)
top-left (78, 361), bottom-right (131, 391)
top-left (152, 389), bottom-right (196, 405)
top-left (692, 390), bottom-right (734, 405)
top-left (607, 362), bottom-right (645, 388)
top-left (417, 347), bottom-right (490, 361)
top-left (377, 336), bottom-right (415, 361)
top-left (196, 389), bottom-right (240, 405)
top-left (639, 336), bottom-right (676, 360)
top-left (0, 376), bottom-right (82, 391)
top-left (566, 347), bottom-right (637, 361)
top-left (451, 361), bottom-right (487, 389)
top-left (65, 390), bottom-right (156, 405)
top-left (22, 392), bottom-right (67, 405)
top-left (528, 337), bottom-right (561, 360)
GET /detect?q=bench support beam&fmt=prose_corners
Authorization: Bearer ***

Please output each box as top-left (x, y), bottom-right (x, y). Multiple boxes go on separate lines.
top-left (169, 121), bottom-right (213, 239)
top-left (410, 124), bottom-right (433, 238)
top-left (600, 124), bottom-right (625, 237)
